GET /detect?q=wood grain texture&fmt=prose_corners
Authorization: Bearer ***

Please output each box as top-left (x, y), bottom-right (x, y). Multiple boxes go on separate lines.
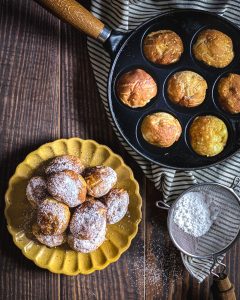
top-left (39, 0), bottom-right (105, 39)
top-left (0, 0), bottom-right (239, 299)
top-left (0, 0), bottom-right (61, 299)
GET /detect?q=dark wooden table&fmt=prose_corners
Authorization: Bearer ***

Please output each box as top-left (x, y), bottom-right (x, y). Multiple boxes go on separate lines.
top-left (0, 1), bottom-right (239, 299)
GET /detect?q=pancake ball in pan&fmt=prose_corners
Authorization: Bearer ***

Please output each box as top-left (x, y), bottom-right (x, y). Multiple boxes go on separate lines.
top-left (193, 29), bottom-right (234, 68)
top-left (218, 73), bottom-right (240, 114)
top-left (116, 68), bottom-right (157, 108)
top-left (141, 112), bottom-right (182, 147)
top-left (189, 115), bottom-right (228, 157)
top-left (143, 30), bottom-right (184, 65)
top-left (167, 70), bottom-right (207, 107)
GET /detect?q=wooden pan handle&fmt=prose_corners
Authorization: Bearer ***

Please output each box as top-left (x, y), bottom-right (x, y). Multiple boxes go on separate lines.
top-left (211, 274), bottom-right (236, 300)
top-left (38, 0), bottom-right (111, 41)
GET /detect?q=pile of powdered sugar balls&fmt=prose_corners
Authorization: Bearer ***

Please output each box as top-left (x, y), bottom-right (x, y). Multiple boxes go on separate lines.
top-left (26, 155), bottom-right (129, 252)
top-left (173, 191), bottom-right (218, 238)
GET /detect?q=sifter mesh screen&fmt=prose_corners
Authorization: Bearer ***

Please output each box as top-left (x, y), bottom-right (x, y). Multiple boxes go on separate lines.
top-left (168, 184), bottom-right (240, 258)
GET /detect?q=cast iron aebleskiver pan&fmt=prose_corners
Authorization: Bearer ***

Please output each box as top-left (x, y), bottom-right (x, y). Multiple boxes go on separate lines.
top-left (39, 0), bottom-right (240, 170)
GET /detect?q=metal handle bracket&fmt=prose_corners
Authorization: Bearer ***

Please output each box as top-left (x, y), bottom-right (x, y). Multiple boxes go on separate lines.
top-left (156, 200), bottom-right (170, 210)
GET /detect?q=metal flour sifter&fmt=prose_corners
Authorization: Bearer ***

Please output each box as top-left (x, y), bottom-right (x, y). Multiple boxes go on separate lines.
top-left (157, 177), bottom-right (240, 299)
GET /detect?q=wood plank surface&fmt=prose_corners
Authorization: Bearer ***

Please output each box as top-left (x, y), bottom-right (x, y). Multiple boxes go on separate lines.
top-left (0, 0), bottom-right (239, 299)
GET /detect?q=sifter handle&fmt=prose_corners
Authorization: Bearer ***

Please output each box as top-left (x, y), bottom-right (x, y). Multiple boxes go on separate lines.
top-left (37, 0), bottom-right (111, 42)
top-left (230, 176), bottom-right (240, 192)
top-left (156, 200), bottom-right (170, 210)
top-left (211, 274), bottom-right (236, 300)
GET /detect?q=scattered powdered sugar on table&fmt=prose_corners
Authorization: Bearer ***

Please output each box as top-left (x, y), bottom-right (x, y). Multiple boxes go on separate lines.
top-left (173, 192), bottom-right (213, 237)
top-left (127, 218), bottom-right (183, 297)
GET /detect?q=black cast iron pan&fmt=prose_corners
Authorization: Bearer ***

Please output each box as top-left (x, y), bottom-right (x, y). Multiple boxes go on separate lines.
top-left (38, 0), bottom-right (240, 170)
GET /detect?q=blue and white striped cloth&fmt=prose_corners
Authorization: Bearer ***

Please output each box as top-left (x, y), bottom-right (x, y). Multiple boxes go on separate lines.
top-left (87, 0), bottom-right (240, 282)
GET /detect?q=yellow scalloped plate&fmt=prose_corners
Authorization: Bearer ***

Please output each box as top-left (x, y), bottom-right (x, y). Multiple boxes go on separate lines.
top-left (5, 138), bottom-right (142, 275)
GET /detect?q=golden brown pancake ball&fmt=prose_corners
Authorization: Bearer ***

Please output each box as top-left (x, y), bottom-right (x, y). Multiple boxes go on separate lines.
top-left (218, 73), bottom-right (240, 114)
top-left (143, 30), bottom-right (184, 65)
top-left (116, 69), bottom-right (157, 108)
top-left (189, 115), bottom-right (228, 156)
top-left (167, 71), bottom-right (207, 107)
top-left (193, 29), bottom-right (234, 68)
top-left (141, 112), bottom-right (182, 147)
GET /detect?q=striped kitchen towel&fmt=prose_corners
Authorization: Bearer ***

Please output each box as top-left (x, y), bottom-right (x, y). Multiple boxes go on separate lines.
top-left (87, 0), bottom-right (240, 282)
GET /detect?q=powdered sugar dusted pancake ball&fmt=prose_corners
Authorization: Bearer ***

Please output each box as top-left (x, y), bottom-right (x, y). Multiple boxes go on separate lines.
top-left (67, 225), bottom-right (106, 253)
top-left (83, 166), bottom-right (117, 198)
top-left (70, 197), bottom-right (107, 240)
top-left (45, 155), bottom-right (85, 175)
top-left (32, 223), bottom-right (66, 247)
top-left (47, 170), bottom-right (87, 207)
top-left (37, 198), bottom-right (70, 235)
top-left (26, 176), bottom-right (48, 208)
top-left (101, 188), bottom-right (129, 224)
